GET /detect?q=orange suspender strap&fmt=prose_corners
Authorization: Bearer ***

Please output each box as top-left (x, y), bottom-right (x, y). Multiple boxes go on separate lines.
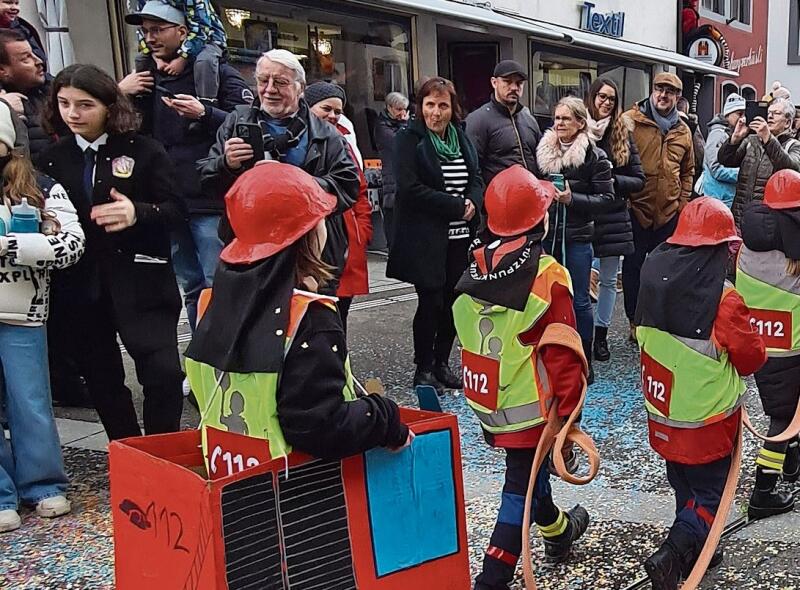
top-left (521, 323), bottom-right (600, 590)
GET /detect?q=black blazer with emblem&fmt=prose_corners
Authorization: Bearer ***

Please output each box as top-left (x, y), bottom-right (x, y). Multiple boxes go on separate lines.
top-left (39, 132), bottom-right (187, 349)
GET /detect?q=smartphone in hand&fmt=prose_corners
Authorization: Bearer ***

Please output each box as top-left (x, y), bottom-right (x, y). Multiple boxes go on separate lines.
top-left (154, 84), bottom-right (177, 99)
top-left (235, 123), bottom-right (265, 169)
top-left (549, 173), bottom-right (566, 191)
top-left (745, 100), bottom-right (769, 124)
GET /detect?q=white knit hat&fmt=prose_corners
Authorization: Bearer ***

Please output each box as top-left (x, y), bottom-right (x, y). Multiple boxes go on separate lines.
top-left (723, 93), bottom-right (746, 116)
top-left (0, 99), bottom-right (16, 149)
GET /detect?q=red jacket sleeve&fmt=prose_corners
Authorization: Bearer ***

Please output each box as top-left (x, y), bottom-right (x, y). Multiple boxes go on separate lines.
top-left (713, 290), bottom-right (767, 377)
top-left (352, 167), bottom-right (374, 244)
top-left (519, 282), bottom-right (583, 417)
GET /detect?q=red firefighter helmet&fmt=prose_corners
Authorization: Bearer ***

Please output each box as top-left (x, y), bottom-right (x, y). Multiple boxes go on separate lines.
top-left (221, 163), bottom-right (337, 264)
top-left (764, 169), bottom-right (800, 210)
top-left (667, 197), bottom-right (741, 247)
top-left (485, 165), bottom-right (556, 237)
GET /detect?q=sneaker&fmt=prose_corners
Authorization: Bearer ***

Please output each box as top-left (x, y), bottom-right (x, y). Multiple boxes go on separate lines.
top-left (0, 509), bottom-right (20, 532)
top-left (36, 495), bottom-right (71, 519)
top-left (182, 376), bottom-right (192, 397)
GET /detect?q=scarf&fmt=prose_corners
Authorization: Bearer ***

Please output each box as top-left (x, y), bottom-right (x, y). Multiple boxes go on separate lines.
top-left (428, 123), bottom-right (462, 161)
top-left (648, 96), bottom-right (680, 135)
top-left (186, 246), bottom-right (298, 373)
top-left (456, 226), bottom-right (545, 311)
top-left (586, 113), bottom-right (610, 143)
top-left (634, 243), bottom-right (729, 340)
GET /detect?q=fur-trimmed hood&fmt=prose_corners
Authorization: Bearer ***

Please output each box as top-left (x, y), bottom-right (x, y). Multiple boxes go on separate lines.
top-left (536, 129), bottom-right (592, 175)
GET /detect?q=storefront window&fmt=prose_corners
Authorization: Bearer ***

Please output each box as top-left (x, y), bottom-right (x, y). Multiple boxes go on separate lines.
top-left (214, 0), bottom-right (412, 158)
top-left (530, 45), bottom-right (651, 126)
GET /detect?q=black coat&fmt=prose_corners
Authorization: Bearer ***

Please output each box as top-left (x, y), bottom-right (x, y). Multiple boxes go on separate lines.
top-left (39, 133), bottom-right (186, 350)
top-left (593, 126), bottom-right (645, 257)
top-left (536, 131), bottom-right (614, 244)
top-left (198, 100), bottom-right (359, 295)
top-left (21, 82), bottom-right (55, 165)
top-left (374, 110), bottom-right (406, 209)
top-left (386, 119), bottom-right (484, 290)
top-left (134, 57), bottom-right (253, 215)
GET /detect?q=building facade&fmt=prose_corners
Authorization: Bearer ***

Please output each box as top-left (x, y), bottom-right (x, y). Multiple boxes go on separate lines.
top-left (766, 0), bottom-right (800, 97)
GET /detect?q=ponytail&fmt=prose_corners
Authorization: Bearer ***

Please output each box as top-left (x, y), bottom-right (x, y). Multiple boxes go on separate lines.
top-left (787, 259), bottom-right (800, 277)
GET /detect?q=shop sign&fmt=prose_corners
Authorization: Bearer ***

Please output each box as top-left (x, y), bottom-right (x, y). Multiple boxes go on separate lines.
top-left (688, 35), bottom-right (723, 66)
top-left (580, 2), bottom-right (625, 38)
top-left (728, 45), bottom-right (764, 73)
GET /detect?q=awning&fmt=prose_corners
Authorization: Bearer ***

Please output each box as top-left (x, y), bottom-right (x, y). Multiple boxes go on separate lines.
top-left (494, 10), bottom-right (739, 77)
top-left (378, 0), bottom-right (566, 41)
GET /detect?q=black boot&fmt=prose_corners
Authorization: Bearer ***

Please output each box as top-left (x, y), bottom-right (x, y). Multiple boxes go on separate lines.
top-left (683, 545), bottom-right (724, 577)
top-left (645, 543), bottom-right (683, 590)
top-left (542, 505), bottom-right (589, 563)
top-left (593, 326), bottom-right (610, 362)
top-left (433, 362), bottom-right (462, 390)
top-left (784, 440), bottom-right (800, 484)
top-left (582, 340), bottom-right (595, 385)
top-left (748, 466), bottom-right (796, 521)
top-left (413, 367), bottom-right (444, 395)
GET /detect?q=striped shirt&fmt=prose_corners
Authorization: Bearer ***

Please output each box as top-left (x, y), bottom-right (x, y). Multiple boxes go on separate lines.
top-left (441, 157), bottom-right (470, 240)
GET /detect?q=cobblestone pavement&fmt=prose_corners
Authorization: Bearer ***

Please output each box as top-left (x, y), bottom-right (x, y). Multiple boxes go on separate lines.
top-left (1, 257), bottom-right (799, 589)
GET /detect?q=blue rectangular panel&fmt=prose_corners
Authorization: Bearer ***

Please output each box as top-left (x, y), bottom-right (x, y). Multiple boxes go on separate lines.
top-left (364, 430), bottom-right (458, 577)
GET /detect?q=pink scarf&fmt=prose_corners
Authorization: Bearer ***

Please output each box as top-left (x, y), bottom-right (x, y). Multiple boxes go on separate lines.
top-left (586, 114), bottom-right (610, 143)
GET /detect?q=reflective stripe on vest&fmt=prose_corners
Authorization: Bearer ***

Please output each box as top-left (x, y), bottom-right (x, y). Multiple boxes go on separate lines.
top-left (636, 286), bottom-right (746, 430)
top-left (452, 254), bottom-right (572, 435)
top-left (737, 246), bottom-right (800, 356)
top-left (186, 289), bottom-right (355, 462)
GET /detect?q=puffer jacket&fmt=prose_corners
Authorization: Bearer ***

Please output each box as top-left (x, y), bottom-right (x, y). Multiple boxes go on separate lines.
top-left (465, 95), bottom-right (541, 185)
top-left (626, 99), bottom-right (694, 229)
top-left (536, 130), bottom-right (614, 245)
top-left (740, 203), bottom-right (800, 417)
top-left (593, 114), bottom-right (645, 258)
top-left (700, 115), bottom-right (738, 207)
top-left (374, 110), bottom-right (406, 210)
top-left (718, 132), bottom-right (800, 228)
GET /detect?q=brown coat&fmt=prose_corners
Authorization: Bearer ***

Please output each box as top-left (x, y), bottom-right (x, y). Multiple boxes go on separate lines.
top-left (626, 101), bottom-right (695, 229)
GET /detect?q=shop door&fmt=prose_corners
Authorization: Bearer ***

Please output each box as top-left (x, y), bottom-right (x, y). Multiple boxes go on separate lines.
top-left (448, 43), bottom-right (499, 114)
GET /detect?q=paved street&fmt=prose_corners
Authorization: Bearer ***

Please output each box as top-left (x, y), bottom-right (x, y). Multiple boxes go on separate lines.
top-left (1, 255), bottom-right (799, 590)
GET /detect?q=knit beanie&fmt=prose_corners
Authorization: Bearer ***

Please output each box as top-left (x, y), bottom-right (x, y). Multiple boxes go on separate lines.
top-left (304, 81), bottom-right (346, 107)
top-left (766, 81), bottom-right (792, 102)
top-left (0, 99), bottom-right (17, 150)
top-left (722, 93), bottom-right (746, 116)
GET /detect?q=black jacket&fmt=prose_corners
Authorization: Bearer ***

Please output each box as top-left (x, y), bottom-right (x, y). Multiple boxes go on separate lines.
top-left (198, 100), bottom-right (359, 294)
top-left (718, 132), bottom-right (800, 228)
top-left (536, 130), bottom-right (614, 245)
top-left (374, 110), bottom-right (406, 209)
top-left (386, 118), bottom-right (484, 290)
top-left (134, 56), bottom-right (252, 215)
top-left (593, 124), bottom-right (645, 258)
top-left (278, 302), bottom-right (408, 460)
top-left (465, 95), bottom-right (541, 186)
top-left (40, 133), bottom-right (186, 348)
top-left (12, 81), bottom-right (55, 165)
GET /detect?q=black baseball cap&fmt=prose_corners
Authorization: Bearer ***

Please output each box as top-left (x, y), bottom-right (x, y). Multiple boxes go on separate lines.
top-left (493, 60), bottom-right (528, 81)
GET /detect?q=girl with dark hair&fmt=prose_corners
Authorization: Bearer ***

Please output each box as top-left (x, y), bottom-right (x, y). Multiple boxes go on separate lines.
top-left (39, 64), bottom-right (187, 440)
top-left (387, 77), bottom-right (484, 393)
top-left (584, 77), bottom-right (645, 362)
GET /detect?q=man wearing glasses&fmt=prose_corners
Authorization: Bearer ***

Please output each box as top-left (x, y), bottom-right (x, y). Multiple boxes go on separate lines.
top-left (198, 49), bottom-right (359, 296)
top-left (466, 60), bottom-right (541, 186)
top-left (118, 1), bottom-right (251, 334)
top-left (623, 72), bottom-right (695, 341)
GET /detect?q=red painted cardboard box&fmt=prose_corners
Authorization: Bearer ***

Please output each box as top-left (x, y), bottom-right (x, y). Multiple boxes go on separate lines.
top-left (109, 407), bottom-right (470, 590)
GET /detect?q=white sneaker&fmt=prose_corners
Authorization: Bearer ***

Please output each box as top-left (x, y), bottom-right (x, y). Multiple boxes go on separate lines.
top-left (0, 509), bottom-right (21, 532)
top-left (182, 377), bottom-right (192, 397)
top-left (36, 495), bottom-right (71, 518)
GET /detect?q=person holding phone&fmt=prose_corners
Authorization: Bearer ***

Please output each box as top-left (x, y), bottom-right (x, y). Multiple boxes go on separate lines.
top-left (39, 64), bottom-right (187, 440)
top-left (387, 77), bottom-right (484, 394)
top-left (536, 96), bottom-right (614, 384)
top-left (719, 97), bottom-right (800, 229)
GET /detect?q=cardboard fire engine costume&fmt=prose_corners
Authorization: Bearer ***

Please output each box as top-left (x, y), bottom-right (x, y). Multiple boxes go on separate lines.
top-left (635, 197), bottom-right (766, 590)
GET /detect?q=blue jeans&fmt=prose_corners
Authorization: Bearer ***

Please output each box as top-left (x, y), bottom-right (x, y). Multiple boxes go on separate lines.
top-left (547, 240), bottom-right (594, 342)
top-left (171, 214), bottom-right (223, 331)
top-left (0, 324), bottom-right (68, 510)
top-left (594, 256), bottom-right (620, 329)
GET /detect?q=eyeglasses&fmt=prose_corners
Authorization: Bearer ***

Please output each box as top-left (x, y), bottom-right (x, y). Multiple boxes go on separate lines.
top-left (139, 24), bottom-right (179, 37)
top-left (257, 75), bottom-right (293, 89)
top-left (596, 92), bottom-right (617, 104)
top-left (654, 85), bottom-right (679, 97)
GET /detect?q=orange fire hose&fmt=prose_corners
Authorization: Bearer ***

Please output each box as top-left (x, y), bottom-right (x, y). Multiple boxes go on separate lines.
top-left (521, 324), bottom-right (600, 590)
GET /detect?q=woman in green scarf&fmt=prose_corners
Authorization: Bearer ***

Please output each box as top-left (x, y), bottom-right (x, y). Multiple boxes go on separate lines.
top-left (387, 77), bottom-right (484, 394)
